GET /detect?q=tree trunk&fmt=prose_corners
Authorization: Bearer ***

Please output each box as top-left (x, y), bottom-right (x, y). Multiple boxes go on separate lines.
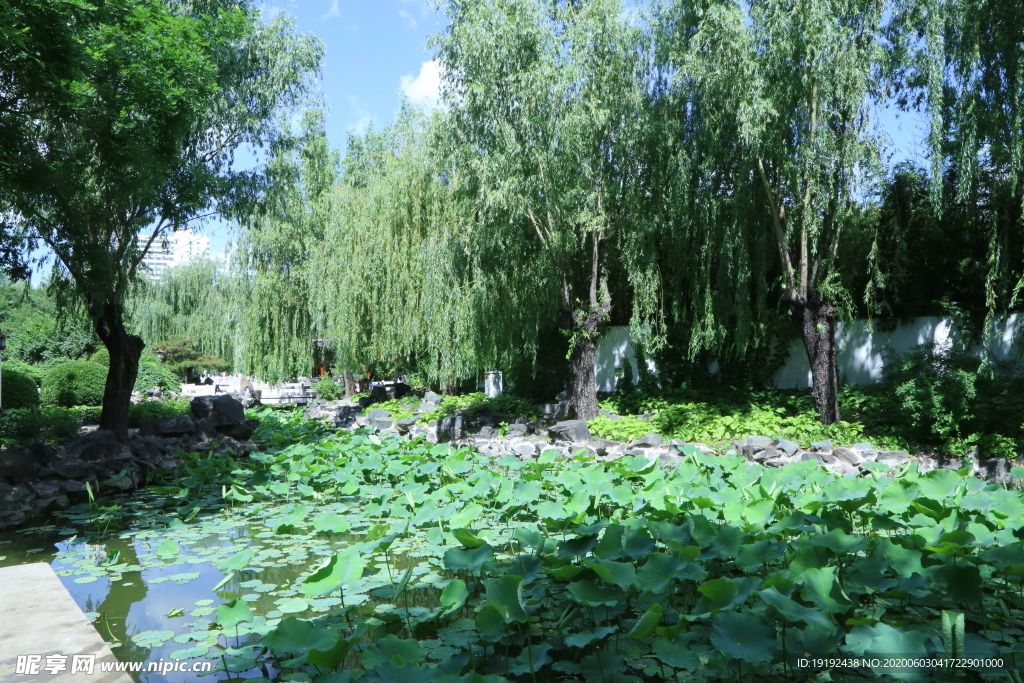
top-left (343, 371), bottom-right (355, 398)
top-left (95, 301), bottom-right (145, 442)
top-left (443, 379), bottom-right (458, 396)
top-left (799, 299), bottom-right (841, 424)
top-left (569, 332), bottom-right (599, 420)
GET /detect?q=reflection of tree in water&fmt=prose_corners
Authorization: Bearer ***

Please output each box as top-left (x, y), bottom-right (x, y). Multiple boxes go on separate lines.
top-left (93, 536), bottom-right (150, 667)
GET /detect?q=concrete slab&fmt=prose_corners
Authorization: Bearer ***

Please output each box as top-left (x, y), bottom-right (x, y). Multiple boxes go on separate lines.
top-left (0, 563), bottom-right (131, 683)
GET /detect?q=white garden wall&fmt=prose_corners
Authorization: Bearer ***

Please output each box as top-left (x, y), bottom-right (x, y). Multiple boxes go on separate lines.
top-left (595, 315), bottom-right (1024, 392)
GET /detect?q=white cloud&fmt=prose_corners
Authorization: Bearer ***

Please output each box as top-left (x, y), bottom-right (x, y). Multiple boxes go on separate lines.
top-left (347, 114), bottom-right (374, 135)
top-left (322, 0), bottom-right (340, 19)
top-left (399, 60), bottom-right (442, 109)
top-left (399, 9), bottom-right (418, 30)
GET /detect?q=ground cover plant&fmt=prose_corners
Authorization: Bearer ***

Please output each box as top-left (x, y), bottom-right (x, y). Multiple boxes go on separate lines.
top-left (25, 407), bottom-right (1023, 682)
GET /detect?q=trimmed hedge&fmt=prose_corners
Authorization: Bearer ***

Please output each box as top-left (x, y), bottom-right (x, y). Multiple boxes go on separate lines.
top-left (40, 360), bottom-right (107, 407)
top-left (1, 366), bottom-right (39, 410)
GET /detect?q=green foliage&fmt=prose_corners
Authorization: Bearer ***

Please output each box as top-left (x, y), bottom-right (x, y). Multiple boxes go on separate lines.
top-left (312, 377), bottom-right (342, 401)
top-left (0, 407), bottom-right (81, 447)
top-left (879, 344), bottom-right (979, 442)
top-left (133, 353), bottom-right (180, 394)
top-left (128, 399), bottom-right (191, 428)
top-left (1, 366), bottom-right (39, 410)
top-left (151, 411), bottom-right (1022, 680)
top-left (40, 360), bottom-right (107, 407)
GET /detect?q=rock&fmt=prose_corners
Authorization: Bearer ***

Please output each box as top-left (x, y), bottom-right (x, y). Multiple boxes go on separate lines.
top-left (423, 391), bottom-right (443, 405)
top-left (217, 418), bottom-right (261, 441)
top-left (475, 425), bottom-right (499, 440)
top-left (2, 461), bottom-right (40, 481)
top-left (509, 440), bottom-right (536, 458)
top-left (140, 414), bottom-right (194, 438)
top-left (505, 423), bottom-right (528, 439)
top-left (747, 435), bottom-right (772, 446)
top-left (637, 412), bottom-right (655, 421)
top-left (751, 447), bottom-right (781, 462)
top-left (437, 415), bottom-right (463, 443)
top-left (335, 405), bottom-right (361, 428)
top-left (630, 433), bottom-right (664, 448)
top-left (129, 436), bottom-right (170, 464)
top-left (810, 439), bottom-right (833, 452)
top-left (190, 395), bottom-right (245, 427)
top-left (585, 438), bottom-right (622, 457)
top-left (0, 509), bottom-right (28, 529)
top-left (417, 402), bottom-right (437, 414)
top-left (64, 431), bottom-right (122, 462)
top-left (658, 453), bottom-right (684, 469)
top-left (367, 408), bottom-right (391, 420)
top-left (801, 452), bottom-right (838, 466)
top-left (831, 447), bottom-right (865, 466)
top-left (0, 444), bottom-right (57, 481)
top-left (193, 416), bottom-right (219, 442)
top-left (372, 417), bottom-right (395, 431)
top-left (773, 439), bottom-right (800, 456)
top-left (556, 389), bottom-right (571, 402)
top-left (64, 480), bottom-right (88, 494)
top-left (742, 443), bottom-right (767, 458)
top-left (395, 418), bottom-right (418, 433)
top-left (876, 450), bottom-right (909, 466)
top-left (379, 428), bottom-right (402, 439)
top-left (980, 458), bottom-right (1012, 483)
top-left (31, 479), bottom-right (64, 497)
top-left (851, 442), bottom-right (874, 452)
top-left (33, 495), bottom-right (69, 512)
top-left (51, 459), bottom-right (96, 480)
top-left (764, 454), bottom-right (800, 468)
top-left (548, 420), bottom-right (591, 442)
top-left (825, 461), bottom-right (859, 477)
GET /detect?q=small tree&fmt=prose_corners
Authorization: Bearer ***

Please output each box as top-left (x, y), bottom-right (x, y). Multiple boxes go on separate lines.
top-left (2, 0), bottom-right (321, 440)
top-left (155, 337), bottom-right (229, 383)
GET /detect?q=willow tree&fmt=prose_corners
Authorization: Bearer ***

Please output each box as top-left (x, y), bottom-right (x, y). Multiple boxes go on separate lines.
top-left (230, 110), bottom-right (338, 383)
top-left (128, 257), bottom-right (236, 366)
top-left (311, 110), bottom-right (487, 388)
top-left (890, 0), bottom-right (1024, 347)
top-left (656, 0), bottom-right (887, 423)
top-left (1, 0), bottom-right (321, 439)
top-left (435, 0), bottom-right (661, 419)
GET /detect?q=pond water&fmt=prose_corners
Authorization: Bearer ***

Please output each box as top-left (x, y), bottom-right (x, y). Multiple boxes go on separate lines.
top-left (0, 486), bottom-right (456, 682)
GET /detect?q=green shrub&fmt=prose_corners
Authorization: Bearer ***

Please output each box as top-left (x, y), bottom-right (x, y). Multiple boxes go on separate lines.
top-left (129, 399), bottom-right (191, 428)
top-left (3, 358), bottom-right (45, 387)
top-left (313, 376), bottom-right (342, 401)
top-left (133, 353), bottom-right (180, 394)
top-left (1, 366), bottom-right (39, 410)
top-left (40, 360), bottom-right (107, 407)
top-left (72, 405), bottom-right (103, 425)
top-left (90, 348), bottom-right (110, 365)
top-left (0, 407), bottom-right (82, 447)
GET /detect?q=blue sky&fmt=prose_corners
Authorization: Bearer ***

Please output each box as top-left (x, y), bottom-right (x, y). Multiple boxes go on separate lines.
top-left (203, 0), bottom-right (446, 257)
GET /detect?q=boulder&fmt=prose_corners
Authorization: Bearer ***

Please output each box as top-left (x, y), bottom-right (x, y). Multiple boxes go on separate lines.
top-left (193, 416), bottom-right (219, 442)
top-left (851, 442), bottom-right (874, 452)
top-left (217, 418), bottom-right (261, 441)
top-left (505, 423), bottom-right (528, 439)
top-left (423, 390), bottom-right (443, 405)
top-left (51, 459), bottom-right (96, 480)
top-left (140, 414), bottom-right (194, 438)
top-left (437, 415), bottom-right (463, 443)
top-left (395, 418), bottom-right (418, 433)
top-left (372, 417), bottom-right (395, 431)
top-left (555, 389), bottom-right (572, 402)
top-left (475, 425), bottom-right (499, 440)
top-left (0, 443), bottom-right (58, 478)
top-left (832, 447), bottom-right (865, 466)
top-left (31, 479), bottom-right (64, 497)
top-left (335, 405), bottom-right (361, 428)
top-left (876, 450), bottom-right (909, 466)
top-left (741, 443), bottom-right (767, 459)
top-left (585, 438), bottom-right (623, 457)
top-left (810, 439), bottom-right (833, 452)
top-left (747, 435), bottom-right (772, 446)
top-left (548, 420), bottom-right (591, 443)
top-left (751, 447), bottom-right (781, 462)
top-left (773, 439), bottom-right (800, 456)
top-left (64, 431), bottom-right (122, 462)
top-left (509, 440), bottom-right (536, 458)
top-left (658, 453), bottom-right (685, 469)
top-left (631, 433), bottom-right (664, 448)
top-left (417, 402), bottom-right (437, 414)
top-left (367, 408), bottom-right (391, 420)
top-left (190, 395), bottom-right (245, 427)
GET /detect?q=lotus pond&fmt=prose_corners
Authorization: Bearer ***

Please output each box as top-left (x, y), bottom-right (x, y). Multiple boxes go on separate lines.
top-left (2, 408), bottom-right (1024, 682)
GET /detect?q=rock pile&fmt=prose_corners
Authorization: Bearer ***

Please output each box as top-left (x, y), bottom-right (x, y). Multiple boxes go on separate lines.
top-left (306, 396), bottom-right (1024, 486)
top-left (0, 395), bottom-right (261, 529)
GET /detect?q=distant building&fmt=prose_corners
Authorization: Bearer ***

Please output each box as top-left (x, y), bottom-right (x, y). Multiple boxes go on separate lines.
top-left (139, 229), bottom-right (211, 280)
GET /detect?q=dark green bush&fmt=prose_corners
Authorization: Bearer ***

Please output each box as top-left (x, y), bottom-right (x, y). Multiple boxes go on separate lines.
top-left (40, 360), bottom-right (107, 407)
top-left (128, 399), bottom-right (191, 428)
top-left (313, 376), bottom-right (342, 401)
top-left (1, 366), bottom-right (39, 410)
top-left (0, 407), bottom-right (82, 447)
top-left (3, 359), bottom-right (45, 388)
top-left (71, 405), bottom-right (103, 425)
top-left (133, 353), bottom-right (180, 394)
